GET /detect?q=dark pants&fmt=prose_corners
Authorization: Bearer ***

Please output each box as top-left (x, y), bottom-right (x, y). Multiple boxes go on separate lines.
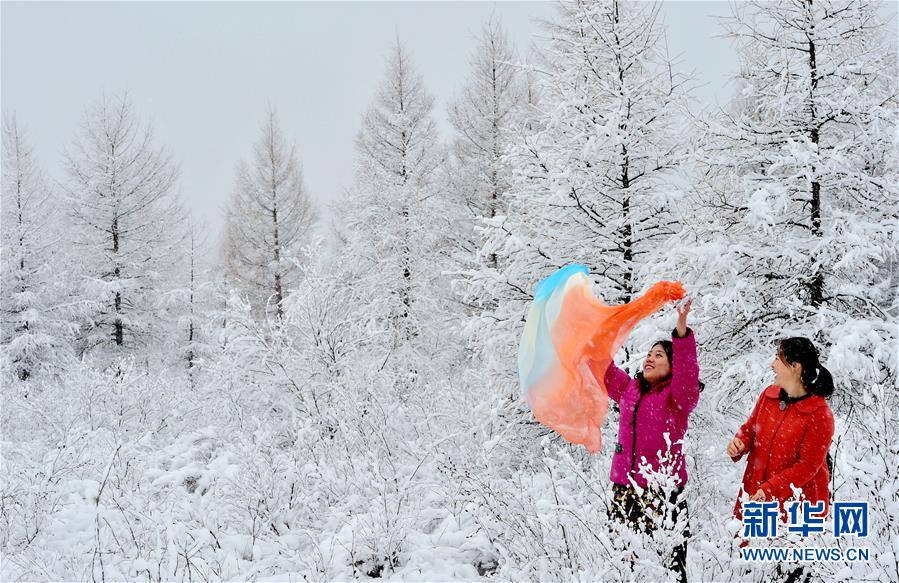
top-left (610, 483), bottom-right (688, 583)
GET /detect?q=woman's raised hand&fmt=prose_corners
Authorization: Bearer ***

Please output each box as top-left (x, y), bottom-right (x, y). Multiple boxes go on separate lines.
top-left (727, 436), bottom-right (745, 458)
top-left (676, 298), bottom-right (692, 338)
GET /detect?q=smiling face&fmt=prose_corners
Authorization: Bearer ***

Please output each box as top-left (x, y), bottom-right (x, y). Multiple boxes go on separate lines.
top-left (642, 343), bottom-right (672, 384)
top-left (772, 348), bottom-right (802, 388)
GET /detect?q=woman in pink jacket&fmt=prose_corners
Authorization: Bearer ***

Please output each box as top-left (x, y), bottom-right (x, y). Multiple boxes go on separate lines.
top-left (590, 300), bottom-right (700, 583)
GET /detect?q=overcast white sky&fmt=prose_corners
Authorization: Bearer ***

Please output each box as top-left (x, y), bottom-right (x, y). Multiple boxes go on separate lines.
top-left (5, 1), bottom-right (891, 245)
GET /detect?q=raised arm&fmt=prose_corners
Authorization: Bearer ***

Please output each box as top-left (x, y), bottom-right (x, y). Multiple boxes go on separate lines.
top-left (667, 299), bottom-right (700, 412)
top-left (669, 327), bottom-right (700, 412)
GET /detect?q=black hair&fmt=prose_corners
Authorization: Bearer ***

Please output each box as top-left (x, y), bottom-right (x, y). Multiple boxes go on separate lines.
top-left (653, 340), bottom-right (674, 364)
top-left (635, 339), bottom-right (705, 394)
top-left (778, 337), bottom-right (834, 398)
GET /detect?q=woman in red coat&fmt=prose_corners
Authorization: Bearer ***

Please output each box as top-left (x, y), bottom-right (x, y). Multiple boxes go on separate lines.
top-left (727, 337), bottom-right (835, 520)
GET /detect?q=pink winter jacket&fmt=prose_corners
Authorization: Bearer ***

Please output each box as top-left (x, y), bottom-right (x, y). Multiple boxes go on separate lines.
top-left (589, 329), bottom-right (700, 489)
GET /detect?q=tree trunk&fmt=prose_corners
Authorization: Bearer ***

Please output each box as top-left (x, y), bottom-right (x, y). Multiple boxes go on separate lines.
top-left (806, 0), bottom-right (824, 308)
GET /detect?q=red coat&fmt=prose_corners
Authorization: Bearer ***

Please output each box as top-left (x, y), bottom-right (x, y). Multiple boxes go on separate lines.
top-left (731, 385), bottom-right (834, 520)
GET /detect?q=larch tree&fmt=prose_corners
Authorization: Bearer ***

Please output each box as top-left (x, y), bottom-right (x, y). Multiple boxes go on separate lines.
top-left (0, 115), bottom-right (72, 380)
top-left (519, 0), bottom-right (690, 304)
top-left (164, 216), bottom-right (217, 385)
top-left (687, 0), bottom-right (898, 395)
top-left (446, 18), bottom-right (525, 272)
top-left (222, 106), bottom-right (317, 320)
top-left (63, 93), bottom-right (187, 358)
top-left (339, 40), bottom-right (443, 349)
top-left (441, 18), bottom-right (540, 467)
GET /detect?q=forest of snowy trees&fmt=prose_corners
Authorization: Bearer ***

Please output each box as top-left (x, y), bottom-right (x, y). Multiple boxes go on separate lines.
top-left (2, 1), bottom-right (897, 581)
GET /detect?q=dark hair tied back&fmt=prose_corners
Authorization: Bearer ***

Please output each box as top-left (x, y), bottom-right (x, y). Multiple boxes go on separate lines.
top-left (778, 337), bottom-right (834, 398)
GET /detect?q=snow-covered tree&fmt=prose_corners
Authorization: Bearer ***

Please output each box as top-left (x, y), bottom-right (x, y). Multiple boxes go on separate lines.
top-left (338, 40), bottom-right (444, 348)
top-left (686, 0), bottom-right (898, 396)
top-left (160, 216), bottom-right (218, 386)
top-left (63, 93), bottom-right (187, 357)
top-left (325, 45), bottom-right (465, 562)
top-left (446, 18), bottom-right (525, 271)
top-left (183, 220), bottom-right (203, 372)
top-left (505, 0), bottom-right (690, 303)
top-left (0, 115), bottom-right (72, 380)
top-left (222, 106), bottom-right (317, 319)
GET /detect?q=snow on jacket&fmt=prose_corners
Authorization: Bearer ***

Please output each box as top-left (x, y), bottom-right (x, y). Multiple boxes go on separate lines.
top-left (589, 328), bottom-right (700, 489)
top-left (731, 385), bottom-right (835, 520)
